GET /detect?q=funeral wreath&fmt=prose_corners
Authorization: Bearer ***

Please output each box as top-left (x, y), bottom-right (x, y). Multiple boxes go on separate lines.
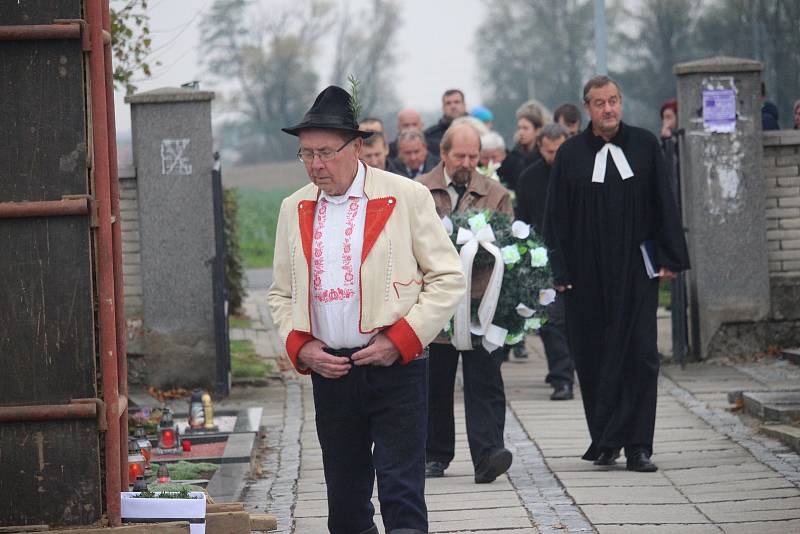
top-left (441, 210), bottom-right (555, 351)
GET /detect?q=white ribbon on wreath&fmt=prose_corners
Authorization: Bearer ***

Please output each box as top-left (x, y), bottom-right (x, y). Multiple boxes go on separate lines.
top-left (452, 223), bottom-right (507, 353)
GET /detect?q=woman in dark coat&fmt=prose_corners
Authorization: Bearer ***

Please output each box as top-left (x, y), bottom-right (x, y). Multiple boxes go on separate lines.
top-left (499, 100), bottom-right (545, 192)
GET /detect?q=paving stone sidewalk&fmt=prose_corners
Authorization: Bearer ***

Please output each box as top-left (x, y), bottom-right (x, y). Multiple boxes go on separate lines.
top-left (240, 285), bottom-right (800, 533)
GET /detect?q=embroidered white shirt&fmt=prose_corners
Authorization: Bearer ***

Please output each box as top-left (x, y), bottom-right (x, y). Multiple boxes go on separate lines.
top-left (310, 162), bottom-right (374, 349)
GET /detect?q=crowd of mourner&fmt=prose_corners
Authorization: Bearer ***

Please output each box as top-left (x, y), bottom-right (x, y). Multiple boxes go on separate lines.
top-left (268, 75), bottom-right (697, 534)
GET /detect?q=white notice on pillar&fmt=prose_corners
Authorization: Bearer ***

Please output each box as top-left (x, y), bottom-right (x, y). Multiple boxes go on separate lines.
top-left (161, 138), bottom-right (192, 175)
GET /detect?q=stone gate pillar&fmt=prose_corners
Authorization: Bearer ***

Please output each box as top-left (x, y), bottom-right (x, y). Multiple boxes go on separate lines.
top-left (673, 57), bottom-right (769, 359)
top-left (125, 87), bottom-right (218, 388)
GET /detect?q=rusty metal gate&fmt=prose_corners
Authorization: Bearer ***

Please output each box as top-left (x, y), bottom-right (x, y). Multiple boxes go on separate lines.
top-left (0, 0), bottom-right (128, 528)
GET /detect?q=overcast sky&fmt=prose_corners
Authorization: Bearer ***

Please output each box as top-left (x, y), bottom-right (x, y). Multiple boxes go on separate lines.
top-left (113, 0), bottom-right (486, 136)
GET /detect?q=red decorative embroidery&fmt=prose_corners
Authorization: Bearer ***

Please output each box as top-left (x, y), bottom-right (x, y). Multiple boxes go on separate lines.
top-left (312, 201), bottom-right (328, 291)
top-left (312, 197), bottom-right (361, 303)
top-left (340, 198), bottom-right (359, 289)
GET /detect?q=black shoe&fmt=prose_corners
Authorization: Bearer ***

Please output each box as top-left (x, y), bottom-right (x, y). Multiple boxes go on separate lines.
top-left (626, 451), bottom-right (658, 472)
top-left (425, 460), bottom-right (447, 478)
top-left (593, 448), bottom-right (620, 466)
top-left (550, 384), bottom-right (573, 400)
top-left (474, 448), bottom-right (513, 483)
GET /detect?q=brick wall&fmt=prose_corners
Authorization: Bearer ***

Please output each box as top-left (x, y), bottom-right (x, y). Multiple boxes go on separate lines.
top-left (764, 130), bottom-right (800, 277)
top-left (119, 166), bottom-right (144, 354)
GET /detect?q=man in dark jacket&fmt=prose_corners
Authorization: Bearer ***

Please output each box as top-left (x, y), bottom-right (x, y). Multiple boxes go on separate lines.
top-left (389, 108), bottom-right (425, 159)
top-left (516, 123), bottom-right (575, 401)
top-left (390, 129), bottom-right (439, 178)
top-left (424, 89), bottom-right (467, 150)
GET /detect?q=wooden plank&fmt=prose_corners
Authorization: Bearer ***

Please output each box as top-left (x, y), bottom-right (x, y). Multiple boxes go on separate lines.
top-left (205, 502), bottom-right (245, 514)
top-left (249, 514), bottom-right (278, 531)
top-left (205, 511), bottom-right (251, 534)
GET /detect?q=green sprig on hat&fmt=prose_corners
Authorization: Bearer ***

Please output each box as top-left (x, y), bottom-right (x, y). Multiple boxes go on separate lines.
top-left (348, 74), bottom-right (362, 121)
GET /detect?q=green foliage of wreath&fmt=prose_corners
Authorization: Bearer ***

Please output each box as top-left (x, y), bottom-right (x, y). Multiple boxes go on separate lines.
top-left (443, 210), bottom-right (554, 345)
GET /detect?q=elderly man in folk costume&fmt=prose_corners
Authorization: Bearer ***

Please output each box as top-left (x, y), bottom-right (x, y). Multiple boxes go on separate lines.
top-left (267, 86), bottom-right (466, 534)
top-left (544, 75), bottom-right (690, 472)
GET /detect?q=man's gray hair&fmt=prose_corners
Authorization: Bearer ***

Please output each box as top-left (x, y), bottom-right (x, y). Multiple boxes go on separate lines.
top-left (481, 131), bottom-right (506, 151)
top-left (396, 128), bottom-right (426, 144)
top-left (537, 123), bottom-right (568, 145)
top-left (451, 116), bottom-right (489, 136)
top-left (583, 75), bottom-right (622, 102)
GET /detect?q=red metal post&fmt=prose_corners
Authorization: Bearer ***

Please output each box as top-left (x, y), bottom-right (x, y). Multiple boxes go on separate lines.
top-left (101, 0), bottom-right (129, 494)
top-left (86, 0), bottom-right (121, 525)
top-left (0, 23), bottom-right (81, 41)
top-left (0, 403), bottom-right (97, 423)
top-left (0, 198), bottom-right (89, 219)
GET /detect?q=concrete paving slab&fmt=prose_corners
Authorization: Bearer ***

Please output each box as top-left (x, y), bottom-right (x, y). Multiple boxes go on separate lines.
top-left (581, 504), bottom-right (709, 524)
top-left (665, 463), bottom-right (781, 485)
top-left (720, 519), bottom-right (800, 534)
top-left (688, 488), bottom-right (800, 503)
top-left (566, 485), bottom-right (689, 504)
top-left (429, 516), bottom-right (535, 532)
top-left (698, 496), bottom-right (800, 514)
top-left (700, 507), bottom-right (800, 523)
top-left (596, 525), bottom-right (723, 534)
top-left (556, 470), bottom-right (673, 486)
top-left (678, 476), bottom-right (796, 497)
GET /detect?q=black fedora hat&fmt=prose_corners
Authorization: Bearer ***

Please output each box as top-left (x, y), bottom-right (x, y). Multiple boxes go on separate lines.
top-left (282, 85), bottom-right (373, 138)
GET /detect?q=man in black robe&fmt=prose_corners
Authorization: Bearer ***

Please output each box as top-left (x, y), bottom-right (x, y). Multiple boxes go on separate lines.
top-left (543, 75), bottom-right (690, 472)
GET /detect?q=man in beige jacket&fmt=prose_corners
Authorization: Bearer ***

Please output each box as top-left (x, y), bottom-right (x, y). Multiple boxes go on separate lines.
top-left (267, 86), bottom-right (465, 534)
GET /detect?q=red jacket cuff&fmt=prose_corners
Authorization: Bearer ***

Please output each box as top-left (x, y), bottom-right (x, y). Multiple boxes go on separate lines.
top-left (384, 319), bottom-right (424, 365)
top-left (286, 330), bottom-right (314, 375)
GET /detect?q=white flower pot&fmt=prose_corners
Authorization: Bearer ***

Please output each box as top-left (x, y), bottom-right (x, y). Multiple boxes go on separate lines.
top-left (121, 491), bottom-right (206, 534)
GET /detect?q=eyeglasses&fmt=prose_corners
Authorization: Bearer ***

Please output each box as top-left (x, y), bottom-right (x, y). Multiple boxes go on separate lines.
top-left (297, 136), bottom-right (357, 164)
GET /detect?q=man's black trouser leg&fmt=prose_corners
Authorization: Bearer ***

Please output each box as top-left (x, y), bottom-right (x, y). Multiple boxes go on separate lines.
top-left (426, 343), bottom-right (459, 465)
top-left (462, 345), bottom-right (507, 467)
top-left (312, 359), bottom-right (428, 534)
top-left (540, 293), bottom-right (574, 387)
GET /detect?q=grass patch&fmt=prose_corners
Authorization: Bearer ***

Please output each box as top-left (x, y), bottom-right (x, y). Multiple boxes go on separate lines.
top-left (229, 315), bottom-right (252, 330)
top-left (235, 187), bottom-right (295, 268)
top-left (231, 339), bottom-right (273, 378)
top-left (659, 279), bottom-right (672, 309)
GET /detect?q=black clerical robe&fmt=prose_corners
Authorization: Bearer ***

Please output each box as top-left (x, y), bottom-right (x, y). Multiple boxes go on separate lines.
top-left (543, 122), bottom-right (690, 460)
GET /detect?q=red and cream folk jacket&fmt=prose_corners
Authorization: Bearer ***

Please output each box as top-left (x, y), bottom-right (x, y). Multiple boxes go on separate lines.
top-left (267, 165), bottom-right (466, 374)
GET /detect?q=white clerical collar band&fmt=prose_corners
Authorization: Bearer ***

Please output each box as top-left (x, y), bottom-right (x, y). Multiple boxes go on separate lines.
top-left (592, 143), bottom-right (634, 183)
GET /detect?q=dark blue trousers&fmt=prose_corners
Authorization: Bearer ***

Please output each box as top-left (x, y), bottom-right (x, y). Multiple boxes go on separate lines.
top-left (311, 357), bottom-right (428, 534)
top-left (426, 343), bottom-right (507, 468)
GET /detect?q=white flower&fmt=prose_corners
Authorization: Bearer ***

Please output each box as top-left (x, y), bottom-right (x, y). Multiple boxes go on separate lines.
top-left (501, 245), bottom-right (522, 265)
top-left (468, 212), bottom-right (488, 232)
top-left (539, 288), bottom-right (556, 306)
top-left (441, 216), bottom-right (454, 235)
top-left (515, 303), bottom-right (535, 318)
top-left (505, 331), bottom-right (524, 345)
top-left (511, 220), bottom-right (531, 239)
top-left (524, 317), bottom-right (543, 331)
top-left (477, 162), bottom-right (501, 181)
top-left (530, 247), bottom-right (549, 267)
